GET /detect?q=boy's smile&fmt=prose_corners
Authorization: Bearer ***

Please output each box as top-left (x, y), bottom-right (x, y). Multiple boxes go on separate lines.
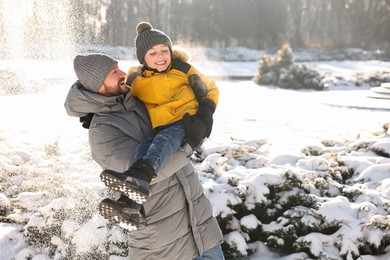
top-left (144, 44), bottom-right (171, 72)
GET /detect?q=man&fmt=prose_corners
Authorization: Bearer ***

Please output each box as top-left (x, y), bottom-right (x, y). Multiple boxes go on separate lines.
top-left (64, 53), bottom-right (224, 259)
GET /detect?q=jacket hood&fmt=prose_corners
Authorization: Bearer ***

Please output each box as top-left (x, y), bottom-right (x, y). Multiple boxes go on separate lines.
top-left (171, 45), bottom-right (191, 63)
top-left (64, 80), bottom-right (135, 117)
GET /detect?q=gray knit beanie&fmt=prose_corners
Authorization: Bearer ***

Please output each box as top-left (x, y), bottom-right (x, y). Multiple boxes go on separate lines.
top-left (135, 22), bottom-right (172, 64)
top-left (73, 54), bottom-right (118, 93)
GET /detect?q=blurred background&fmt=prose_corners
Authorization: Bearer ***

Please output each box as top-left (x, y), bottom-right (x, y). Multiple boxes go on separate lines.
top-left (1, 0), bottom-right (389, 60)
top-left (1, 1), bottom-right (390, 259)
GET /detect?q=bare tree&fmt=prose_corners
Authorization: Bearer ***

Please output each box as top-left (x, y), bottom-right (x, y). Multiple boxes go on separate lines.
top-left (287, 0), bottom-right (306, 48)
top-left (62, 0), bottom-right (390, 51)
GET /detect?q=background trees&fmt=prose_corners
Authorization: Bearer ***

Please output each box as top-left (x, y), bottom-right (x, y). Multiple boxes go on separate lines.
top-left (1, 0), bottom-right (389, 51)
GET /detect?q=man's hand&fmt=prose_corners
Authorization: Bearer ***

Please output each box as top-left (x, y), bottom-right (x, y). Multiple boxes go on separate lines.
top-left (79, 113), bottom-right (94, 129)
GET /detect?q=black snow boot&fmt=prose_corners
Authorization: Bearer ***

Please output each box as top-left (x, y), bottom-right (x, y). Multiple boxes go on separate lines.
top-left (99, 196), bottom-right (145, 230)
top-left (100, 159), bottom-right (156, 204)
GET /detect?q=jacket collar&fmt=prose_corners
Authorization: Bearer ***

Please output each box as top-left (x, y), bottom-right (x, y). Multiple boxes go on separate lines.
top-left (64, 81), bottom-right (133, 117)
top-left (143, 62), bottom-right (172, 77)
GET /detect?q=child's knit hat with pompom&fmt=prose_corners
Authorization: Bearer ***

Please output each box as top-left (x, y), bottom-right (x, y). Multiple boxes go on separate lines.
top-left (134, 22), bottom-right (172, 64)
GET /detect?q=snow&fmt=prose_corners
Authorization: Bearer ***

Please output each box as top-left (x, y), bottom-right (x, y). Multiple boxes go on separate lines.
top-left (1, 49), bottom-right (390, 259)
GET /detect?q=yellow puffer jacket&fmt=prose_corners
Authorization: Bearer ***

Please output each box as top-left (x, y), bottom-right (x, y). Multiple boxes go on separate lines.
top-left (128, 48), bottom-right (219, 129)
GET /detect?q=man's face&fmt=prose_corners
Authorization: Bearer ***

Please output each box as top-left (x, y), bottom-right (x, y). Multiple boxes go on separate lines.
top-left (144, 44), bottom-right (171, 72)
top-left (98, 64), bottom-right (128, 96)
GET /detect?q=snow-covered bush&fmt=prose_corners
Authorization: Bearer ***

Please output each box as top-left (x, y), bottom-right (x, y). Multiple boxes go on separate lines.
top-left (2, 117), bottom-right (390, 258)
top-left (0, 193), bottom-right (10, 217)
top-left (321, 69), bottom-right (390, 89)
top-left (253, 44), bottom-right (325, 90)
top-left (193, 132), bottom-right (390, 259)
top-left (0, 141), bottom-right (130, 259)
top-left (19, 182), bottom-right (130, 259)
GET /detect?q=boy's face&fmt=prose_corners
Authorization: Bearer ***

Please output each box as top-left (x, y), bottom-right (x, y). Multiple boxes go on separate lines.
top-left (98, 64), bottom-right (128, 96)
top-left (144, 44), bottom-right (171, 72)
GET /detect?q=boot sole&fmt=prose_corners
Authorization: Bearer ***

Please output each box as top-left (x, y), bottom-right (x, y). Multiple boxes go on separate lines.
top-left (100, 170), bottom-right (149, 204)
top-left (99, 199), bottom-right (139, 231)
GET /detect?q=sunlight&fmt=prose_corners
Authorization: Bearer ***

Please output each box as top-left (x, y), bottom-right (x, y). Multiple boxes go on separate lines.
top-left (1, 0), bottom-right (74, 59)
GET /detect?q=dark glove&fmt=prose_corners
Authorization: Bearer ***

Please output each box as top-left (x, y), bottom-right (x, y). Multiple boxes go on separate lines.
top-left (183, 113), bottom-right (206, 149)
top-left (126, 72), bottom-right (142, 86)
top-left (196, 99), bottom-right (216, 138)
top-left (126, 64), bottom-right (144, 86)
top-left (189, 74), bottom-right (208, 101)
top-left (79, 113), bottom-right (94, 129)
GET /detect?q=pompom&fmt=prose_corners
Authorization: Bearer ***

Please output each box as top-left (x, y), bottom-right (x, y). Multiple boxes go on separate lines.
top-left (136, 22), bottom-right (153, 34)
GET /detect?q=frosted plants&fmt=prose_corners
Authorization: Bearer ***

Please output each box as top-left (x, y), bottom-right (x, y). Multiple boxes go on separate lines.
top-left (1, 48), bottom-right (390, 259)
top-left (196, 132), bottom-right (390, 259)
top-left (2, 127), bottom-right (390, 259)
top-left (253, 44), bottom-right (325, 90)
top-left (253, 44), bottom-right (390, 91)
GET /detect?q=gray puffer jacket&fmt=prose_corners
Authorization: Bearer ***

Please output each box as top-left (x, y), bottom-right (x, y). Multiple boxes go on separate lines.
top-left (64, 82), bottom-right (223, 259)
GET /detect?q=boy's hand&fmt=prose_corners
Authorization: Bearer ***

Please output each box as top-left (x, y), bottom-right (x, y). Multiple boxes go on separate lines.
top-left (126, 72), bottom-right (142, 86)
top-left (196, 99), bottom-right (216, 138)
top-left (183, 113), bottom-right (206, 149)
top-left (189, 74), bottom-right (208, 101)
top-left (126, 64), bottom-right (144, 86)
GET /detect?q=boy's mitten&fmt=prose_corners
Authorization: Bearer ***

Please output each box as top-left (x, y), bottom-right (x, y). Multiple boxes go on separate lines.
top-left (126, 73), bottom-right (140, 86)
top-left (183, 113), bottom-right (206, 149)
top-left (196, 99), bottom-right (216, 138)
top-left (189, 74), bottom-right (208, 101)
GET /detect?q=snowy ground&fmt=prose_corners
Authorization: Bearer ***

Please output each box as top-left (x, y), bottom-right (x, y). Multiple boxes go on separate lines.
top-left (1, 57), bottom-right (390, 259)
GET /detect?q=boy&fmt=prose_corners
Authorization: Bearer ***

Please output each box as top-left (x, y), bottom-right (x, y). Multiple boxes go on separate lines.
top-left (100, 22), bottom-right (219, 204)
